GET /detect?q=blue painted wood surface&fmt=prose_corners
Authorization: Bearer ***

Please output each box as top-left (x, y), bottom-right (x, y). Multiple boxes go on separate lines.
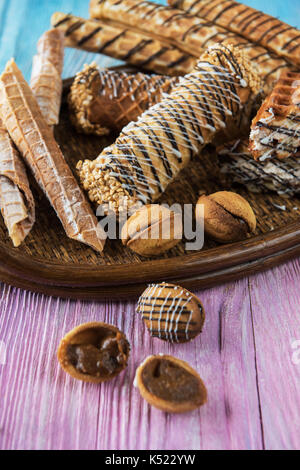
top-left (0, 0), bottom-right (299, 81)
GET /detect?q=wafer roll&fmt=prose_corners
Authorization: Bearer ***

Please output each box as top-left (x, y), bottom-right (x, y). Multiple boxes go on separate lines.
top-left (169, 0), bottom-right (300, 67)
top-left (69, 64), bottom-right (179, 136)
top-left (90, 0), bottom-right (294, 90)
top-left (0, 59), bottom-right (106, 253)
top-left (0, 119), bottom-right (35, 247)
top-left (218, 139), bottom-right (300, 196)
top-left (249, 71), bottom-right (300, 161)
top-left (30, 29), bottom-right (64, 126)
top-left (51, 12), bottom-right (196, 76)
top-left (77, 44), bottom-right (263, 215)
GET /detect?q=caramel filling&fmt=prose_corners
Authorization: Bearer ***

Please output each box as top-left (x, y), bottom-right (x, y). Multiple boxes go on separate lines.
top-left (141, 358), bottom-right (200, 403)
top-left (67, 331), bottom-right (129, 377)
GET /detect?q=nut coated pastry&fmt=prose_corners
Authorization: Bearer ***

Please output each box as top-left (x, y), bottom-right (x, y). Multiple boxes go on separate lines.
top-left (77, 44), bottom-right (263, 215)
top-left (0, 59), bottom-right (106, 253)
top-left (90, 0), bottom-right (294, 91)
top-left (30, 29), bottom-right (64, 126)
top-left (0, 118), bottom-right (35, 247)
top-left (168, 0), bottom-right (300, 67)
top-left (249, 72), bottom-right (300, 161)
top-left (51, 12), bottom-right (196, 76)
top-left (68, 64), bottom-right (179, 136)
top-left (218, 139), bottom-right (300, 197)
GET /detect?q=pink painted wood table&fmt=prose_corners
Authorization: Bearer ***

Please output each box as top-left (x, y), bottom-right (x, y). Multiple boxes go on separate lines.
top-left (0, 0), bottom-right (300, 451)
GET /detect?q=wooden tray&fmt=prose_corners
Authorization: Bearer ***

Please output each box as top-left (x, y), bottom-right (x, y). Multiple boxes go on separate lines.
top-left (0, 76), bottom-right (299, 300)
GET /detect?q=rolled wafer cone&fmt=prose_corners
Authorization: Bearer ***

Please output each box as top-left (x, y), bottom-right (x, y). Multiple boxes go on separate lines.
top-left (218, 139), bottom-right (300, 197)
top-left (77, 44), bottom-right (263, 215)
top-left (30, 29), bottom-right (64, 126)
top-left (90, 0), bottom-right (294, 91)
top-left (168, 0), bottom-right (300, 68)
top-left (37, 28), bottom-right (65, 75)
top-left (249, 71), bottom-right (300, 161)
top-left (0, 119), bottom-right (35, 247)
top-left (51, 12), bottom-right (196, 76)
top-left (0, 59), bottom-right (106, 253)
top-left (68, 63), bottom-right (179, 136)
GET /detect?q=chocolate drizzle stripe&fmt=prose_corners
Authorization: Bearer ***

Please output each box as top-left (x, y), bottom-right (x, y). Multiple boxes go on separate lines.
top-left (263, 64), bottom-right (291, 82)
top-left (254, 22), bottom-right (287, 44)
top-left (121, 39), bottom-right (153, 61)
top-left (198, 0), bottom-right (229, 18)
top-left (265, 26), bottom-right (294, 45)
top-left (113, 143), bottom-right (149, 190)
top-left (174, 95), bottom-right (203, 149)
top-left (231, 7), bottom-right (253, 25)
top-left (77, 26), bottom-right (103, 46)
top-left (257, 121), bottom-right (300, 138)
top-left (283, 34), bottom-right (300, 51)
top-left (162, 103), bottom-right (194, 160)
top-left (154, 109), bottom-right (181, 161)
top-left (168, 54), bottom-right (191, 69)
top-left (191, 69), bottom-right (227, 122)
top-left (138, 47), bottom-right (169, 68)
top-left (237, 11), bottom-right (263, 30)
top-left (211, 3), bottom-right (237, 23)
top-left (66, 20), bottom-right (84, 36)
top-left (140, 127), bottom-right (173, 179)
top-left (53, 14), bottom-right (71, 27)
top-left (140, 308), bottom-right (193, 315)
top-left (182, 22), bottom-right (213, 42)
top-left (142, 316), bottom-right (197, 326)
top-left (98, 30), bottom-right (127, 53)
top-left (162, 12), bottom-right (189, 26)
top-left (150, 329), bottom-right (193, 336)
top-left (129, 134), bottom-right (163, 193)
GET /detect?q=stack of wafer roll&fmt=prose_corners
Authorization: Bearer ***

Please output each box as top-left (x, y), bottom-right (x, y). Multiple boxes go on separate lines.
top-left (0, 118), bottom-right (35, 247)
top-left (30, 29), bottom-right (64, 127)
top-left (249, 71), bottom-right (300, 161)
top-left (77, 44), bottom-right (263, 215)
top-left (68, 63), bottom-right (179, 136)
top-left (51, 12), bottom-right (196, 76)
top-left (217, 139), bottom-right (300, 197)
top-left (89, 0), bottom-right (294, 91)
top-left (0, 59), bottom-right (106, 253)
top-left (169, 0), bottom-right (300, 68)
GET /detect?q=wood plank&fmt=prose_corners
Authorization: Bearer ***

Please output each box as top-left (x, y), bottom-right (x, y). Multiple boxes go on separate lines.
top-left (249, 258), bottom-right (300, 450)
top-left (0, 278), bottom-right (263, 449)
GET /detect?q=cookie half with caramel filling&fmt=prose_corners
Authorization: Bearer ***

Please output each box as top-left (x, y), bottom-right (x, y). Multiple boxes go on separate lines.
top-left (57, 321), bottom-right (130, 383)
top-left (135, 354), bottom-right (207, 413)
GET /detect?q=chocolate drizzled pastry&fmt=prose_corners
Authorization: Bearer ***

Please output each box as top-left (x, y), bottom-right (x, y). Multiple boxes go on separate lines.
top-left (135, 355), bottom-right (207, 413)
top-left (57, 322), bottom-right (130, 383)
top-left (77, 44), bottom-right (263, 215)
top-left (168, 0), bottom-right (300, 68)
top-left (90, 0), bottom-right (294, 91)
top-left (249, 71), bottom-right (300, 161)
top-left (51, 12), bottom-right (196, 76)
top-left (68, 64), bottom-right (179, 136)
top-left (137, 282), bottom-right (205, 342)
top-left (218, 139), bottom-right (300, 196)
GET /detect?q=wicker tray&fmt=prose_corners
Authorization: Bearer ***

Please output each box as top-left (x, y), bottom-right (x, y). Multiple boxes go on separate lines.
top-left (0, 76), bottom-right (299, 300)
